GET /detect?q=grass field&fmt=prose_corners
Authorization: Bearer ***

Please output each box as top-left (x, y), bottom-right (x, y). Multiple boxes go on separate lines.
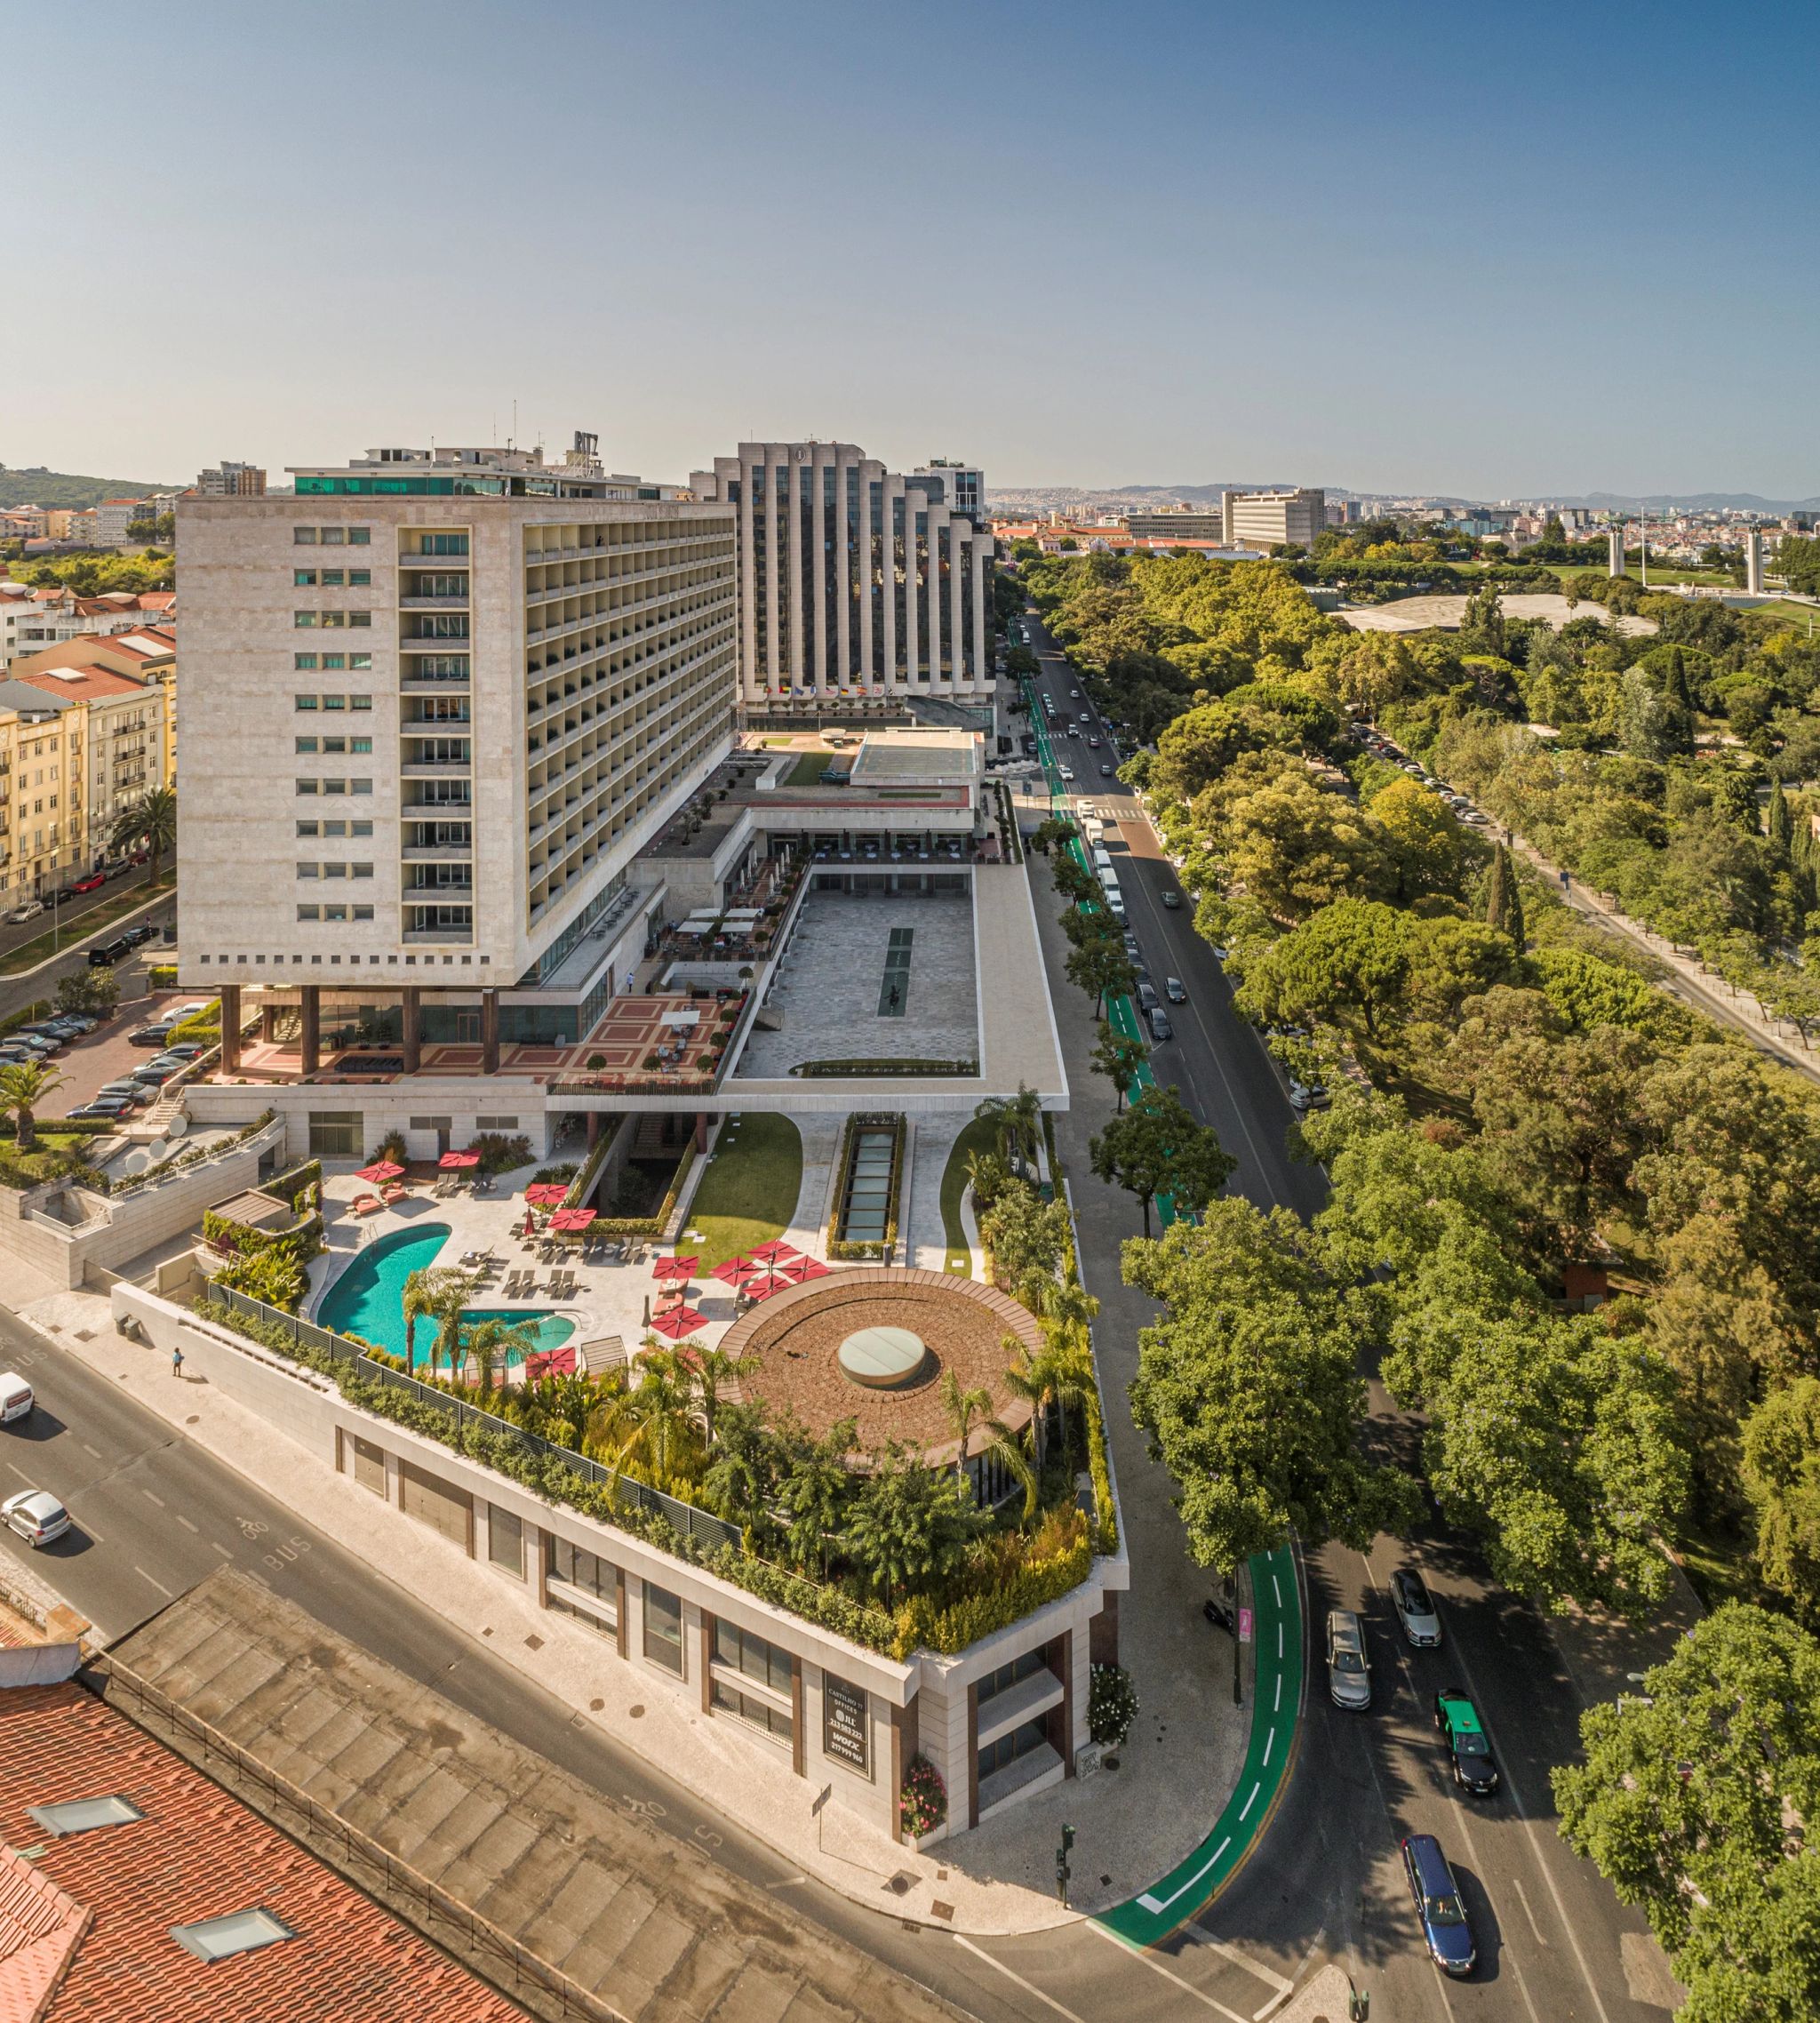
top-left (686, 1114), bottom-right (803, 1269)
top-left (786, 751), bottom-right (831, 786)
top-left (938, 1115), bottom-right (1000, 1275)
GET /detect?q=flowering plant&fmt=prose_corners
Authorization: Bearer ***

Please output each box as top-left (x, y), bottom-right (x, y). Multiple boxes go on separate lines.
top-left (1089, 1662), bottom-right (1138, 1748)
top-left (899, 1754), bottom-right (947, 1838)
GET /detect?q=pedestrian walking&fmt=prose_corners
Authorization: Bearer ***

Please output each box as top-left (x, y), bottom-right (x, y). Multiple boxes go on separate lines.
top-left (172, 1344), bottom-right (184, 1379)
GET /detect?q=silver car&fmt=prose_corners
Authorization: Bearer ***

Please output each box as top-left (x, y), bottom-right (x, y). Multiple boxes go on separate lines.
top-left (1392, 1566), bottom-right (1442, 1649)
top-left (1327, 1607), bottom-right (1372, 1709)
top-left (2, 1489), bottom-right (71, 1547)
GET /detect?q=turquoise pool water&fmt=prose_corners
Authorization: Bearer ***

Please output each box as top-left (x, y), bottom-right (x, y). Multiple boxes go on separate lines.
top-left (316, 1222), bottom-right (576, 1368)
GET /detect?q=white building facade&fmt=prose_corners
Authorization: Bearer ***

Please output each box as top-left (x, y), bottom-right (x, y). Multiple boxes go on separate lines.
top-left (1220, 486), bottom-right (1327, 552)
top-left (690, 443), bottom-right (995, 720)
top-left (176, 439), bottom-right (738, 1048)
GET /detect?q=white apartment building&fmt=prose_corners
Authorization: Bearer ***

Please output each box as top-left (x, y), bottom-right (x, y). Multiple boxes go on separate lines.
top-left (177, 436), bottom-right (738, 1062)
top-left (690, 443), bottom-right (995, 721)
top-left (912, 459), bottom-right (985, 525)
top-left (1220, 486), bottom-right (1327, 552)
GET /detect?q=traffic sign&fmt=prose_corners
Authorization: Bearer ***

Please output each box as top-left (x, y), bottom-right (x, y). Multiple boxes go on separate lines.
top-left (1238, 1606), bottom-right (1254, 1644)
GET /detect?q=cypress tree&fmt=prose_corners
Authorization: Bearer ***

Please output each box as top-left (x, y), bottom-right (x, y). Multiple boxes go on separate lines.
top-left (1768, 777), bottom-right (1792, 854)
top-left (1505, 862), bottom-right (1526, 951)
top-left (1486, 844), bottom-right (1524, 947)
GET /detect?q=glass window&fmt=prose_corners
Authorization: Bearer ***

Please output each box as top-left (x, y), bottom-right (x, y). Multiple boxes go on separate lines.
top-left (319, 568), bottom-right (344, 588)
top-left (323, 862), bottom-right (346, 879)
top-left (349, 569), bottom-right (371, 587)
top-left (350, 692), bottom-right (372, 708)
top-left (321, 611), bottom-right (347, 628)
top-left (349, 612), bottom-right (371, 628)
top-left (293, 527), bottom-right (317, 544)
top-left (293, 689), bottom-right (318, 705)
top-left (28, 1795), bottom-right (145, 1837)
top-left (349, 653), bottom-right (372, 670)
top-left (170, 1908), bottom-right (296, 1963)
top-left (978, 1650), bottom-right (1047, 1706)
top-left (712, 1619), bottom-right (793, 1697)
top-left (643, 1581), bottom-right (684, 1674)
top-left (978, 1717), bottom-right (1050, 1784)
top-left (487, 1503), bottom-right (523, 1577)
top-left (320, 526), bottom-right (345, 546)
top-left (323, 737), bottom-right (346, 755)
top-left (351, 820), bottom-right (372, 836)
top-left (711, 1678), bottom-right (794, 1746)
top-left (296, 904), bottom-right (319, 921)
top-left (296, 821), bottom-right (319, 837)
top-left (294, 737), bottom-right (318, 754)
top-left (323, 820), bottom-right (345, 837)
top-left (351, 738), bottom-right (371, 754)
top-left (296, 863), bottom-right (319, 879)
top-left (295, 780), bottom-right (319, 796)
top-left (353, 904), bottom-right (374, 921)
top-left (293, 611), bottom-right (317, 628)
top-left (352, 863), bottom-right (373, 878)
top-left (323, 694), bottom-right (346, 710)
top-left (293, 569), bottom-right (317, 587)
top-left (351, 779), bottom-right (371, 795)
top-left (347, 525), bottom-right (371, 545)
top-left (323, 779), bottom-right (346, 795)
top-left (323, 904), bottom-right (347, 922)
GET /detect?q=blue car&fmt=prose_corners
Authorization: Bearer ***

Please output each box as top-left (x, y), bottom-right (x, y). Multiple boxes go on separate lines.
top-left (1402, 1833), bottom-right (1475, 1976)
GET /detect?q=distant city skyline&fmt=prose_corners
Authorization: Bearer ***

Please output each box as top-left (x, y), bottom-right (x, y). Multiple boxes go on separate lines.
top-left (7, 1), bottom-right (1817, 499)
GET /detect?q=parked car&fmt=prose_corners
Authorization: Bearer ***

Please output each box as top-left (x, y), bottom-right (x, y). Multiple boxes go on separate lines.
top-left (4, 900), bottom-right (44, 924)
top-left (1147, 1008), bottom-right (1173, 1042)
top-left (1058, 765), bottom-right (1075, 783)
top-left (1160, 889), bottom-right (1182, 909)
top-left (1433, 1691), bottom-right (1500, 1795)
top-left (13, 1034), bottom-right (61, 1056)
top-left (156, 1040), bottom-right (205, 1061)
top-left (131, 1063), bottom-right (181, 1087)
top-left (1289, 1081), bottom-right (1330, 1112)
top-left (1392, 1566), bottom-right (1442, 1648)
top-left (1326, 1608), bottom-right (1372, 1709)
top-left (0, 1373), bottom-right (32, 1423)
top-left (88, 935), bottom-right (134, 968)
top-left (129, 1023), bottom-right (176, 1047)
top-left (2, 1489), bottom-right (70, 1547)
top-left (1165, 976), bottom-right (1186, 1003)
top-left (1401, 1834), bottom-right (1476, 1976)
top-left (97, 1080), bottom-right (154, 1107)
top-left (1138, 981), bottom-right (1160, 1012)
top-left (66, 1096), bottom-right (138, 1122)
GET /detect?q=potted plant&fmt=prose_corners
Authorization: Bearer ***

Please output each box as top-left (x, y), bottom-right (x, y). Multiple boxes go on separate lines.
top-left (899, 1755), bottom-right (947, 1844)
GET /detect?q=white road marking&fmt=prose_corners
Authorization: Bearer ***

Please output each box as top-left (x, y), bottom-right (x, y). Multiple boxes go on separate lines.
top-left (1138, 1834), bottom-right (1231, 1916)
top-left (134, 1564), bottom-right (174, 1598)
top-left (1513, 1874), bottom-right (1546, 1944)
top-left (1239, 1780), bottom-right (1262, 1822)
top-left (4, 1460), bottom-right (28, 1483)
top-left (1089, 1923), bottom-right (1252, 2021)
top-left (80, 1442), bottom-right (101, 1458)
top-left (209, 1540), bottom-right (233, 1557)
top-left (141, 1489), bottom-right (164, 1507)
top-left (1273, 1673), bottom-right (1282, 1712)
top-left (1178, 1927), bottom-right (1293, 1995)
top-left (176, 1514), bottom-right (198, 1532)
top-left (1263, 1726), bottom-right (1276, 1766)
top-left (1272, 1572), bottom-right (1281, 1607)
top-left (954, 1936), bottom-right (1086, 2022)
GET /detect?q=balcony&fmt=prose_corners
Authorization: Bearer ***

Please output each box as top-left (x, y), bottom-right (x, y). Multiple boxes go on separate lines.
top-left (400, 841), bottom-right (473, 862)
top-left (398, 595), bottom-right (470, 610)
top-left (400, 759), bottom-right (472, 779)
top-left (403, 927), bottom-right (474, 945)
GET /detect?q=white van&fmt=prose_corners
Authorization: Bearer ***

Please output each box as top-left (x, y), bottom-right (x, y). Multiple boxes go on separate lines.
top-left (1098, 868), bottom-right (1120, 893)
top-left (0, 1374), bottom-right (33, 1424)
top-left (1082, 819), bottom-right (1106, 846)
top-left (1092, 847), bottom-right (1113, 872)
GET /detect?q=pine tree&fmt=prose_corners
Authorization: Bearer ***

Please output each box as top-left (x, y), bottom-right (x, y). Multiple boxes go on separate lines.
top-left (1664, 644), bottom-right (1693, 711)
top-left (1505, 867), bottom-right (1526, 952)
top-left (1767, 778), bottom-right (1792, 854)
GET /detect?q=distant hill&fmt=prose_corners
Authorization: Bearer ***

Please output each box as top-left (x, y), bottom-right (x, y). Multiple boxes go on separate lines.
top-left (0, 466), bottom-right (182, 511)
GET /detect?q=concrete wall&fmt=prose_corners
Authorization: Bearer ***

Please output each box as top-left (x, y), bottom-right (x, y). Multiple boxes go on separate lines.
top-left (0, 1117), bottom-right (284, 1289)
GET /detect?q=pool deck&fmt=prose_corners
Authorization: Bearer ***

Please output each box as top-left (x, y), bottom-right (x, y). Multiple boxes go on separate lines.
top-left (308, 1160), bottom-right (751, 1375)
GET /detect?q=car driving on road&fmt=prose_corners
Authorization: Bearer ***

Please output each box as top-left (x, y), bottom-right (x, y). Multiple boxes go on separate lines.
top-left (1160, 889), bottom-right (1182, 909)
top-left (1326, 1607), bottom-right (1371, 1709)
top-left (1392, 1566), bottom-right (1441, 1648)
top-left (1434, 1691), bottom-right (1500, 1795)
top-left (1164, 977), bottom-right (1186, 1003)
top-left (1401, 1834), bottom-right (1476, 1975)
top-left (2, 1489), bottom-right (71, 1547)
top-left (1147, 1008), bottom-right (1172, 1041)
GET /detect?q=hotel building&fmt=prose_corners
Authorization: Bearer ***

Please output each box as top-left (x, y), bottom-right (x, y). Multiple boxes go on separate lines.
top-left (689, 443), bottom-right (996, 724)
top-left (1220, 486), bottom-right (1327, 553)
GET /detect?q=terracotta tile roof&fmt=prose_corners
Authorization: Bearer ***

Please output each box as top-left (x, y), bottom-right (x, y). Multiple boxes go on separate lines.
top-left (0, 1683), bottom-right (529, 2023)
top-left (13, 666), bottom-right (148, 703)
top-left (0, 1843), bottom-right (90, 2019)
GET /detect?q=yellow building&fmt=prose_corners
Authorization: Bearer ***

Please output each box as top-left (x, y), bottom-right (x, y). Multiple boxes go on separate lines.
top-left (0, 678), bottom-right (85, 902)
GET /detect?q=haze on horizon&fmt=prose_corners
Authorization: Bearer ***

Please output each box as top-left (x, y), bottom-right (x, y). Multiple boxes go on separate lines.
top-left (4, 0), bottom-right (1816, 501)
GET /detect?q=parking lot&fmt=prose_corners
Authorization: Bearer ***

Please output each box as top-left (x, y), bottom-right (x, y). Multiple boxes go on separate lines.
top-left (23, 986), bottom-right (197, 1114)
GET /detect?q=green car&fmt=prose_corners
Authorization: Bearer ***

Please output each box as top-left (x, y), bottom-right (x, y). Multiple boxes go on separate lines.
top-left (1433, 1691), bottom-right (1499, 1795)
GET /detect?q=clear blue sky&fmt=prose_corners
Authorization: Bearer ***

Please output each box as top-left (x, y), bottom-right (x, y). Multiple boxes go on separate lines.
top-left (8, 0), bottom-right (1817, 500)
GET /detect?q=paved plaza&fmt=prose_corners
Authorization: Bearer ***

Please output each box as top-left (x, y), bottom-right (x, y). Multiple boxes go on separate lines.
top-left (735, 888), bottom-right (979, 1078)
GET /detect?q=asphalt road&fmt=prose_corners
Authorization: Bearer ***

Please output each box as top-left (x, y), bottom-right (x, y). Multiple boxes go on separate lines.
top-left (0, 885), bottom-right (176, 1023)
top-left (1013, 612), bottom-right (1678, 2021)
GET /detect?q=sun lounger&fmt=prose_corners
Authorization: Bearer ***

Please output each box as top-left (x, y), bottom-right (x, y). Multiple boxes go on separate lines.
top-left (380, 1182), bottom-right (408, 1204)
top-left (351, 1194), bottom-right (383, 1217)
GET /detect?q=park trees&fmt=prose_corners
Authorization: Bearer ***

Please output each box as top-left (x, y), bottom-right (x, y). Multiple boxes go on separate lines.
top-left (1554, 1604), bottom-right (1820, 2023)
top-left (0, 1060), bottom-right (64, 1153)
top-left (1126, 1203), bottom-right (1418, 1574)
top-left (846, 1447), bottom-right (987, 1606)
top-left (1741, 1377), bottom-right (1820, 1622)
top-left (1233, 898), bottom-right (1409, 1043)
top-left (1089, 1083), bottom-right (1234, 1236)
top-left (1090, 1019), bottom-right (1150, 1109)
top-left (1369, 773), bottom-right (1466, 904)
top-left (1066, 934), bottom-right (1137, 1015)
top-left (1220, 772), bottom-right (1388, 922)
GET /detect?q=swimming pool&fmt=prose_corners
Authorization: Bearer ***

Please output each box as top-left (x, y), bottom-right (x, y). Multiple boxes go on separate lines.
top-left (315, 1222), bottom-right (576, 1369)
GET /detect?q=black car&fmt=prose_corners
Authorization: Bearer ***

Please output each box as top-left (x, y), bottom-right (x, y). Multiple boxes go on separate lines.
top-left (122, 923), bottom-right (158, 948)
top-left (1099, 764), bottom-right (1114, 776)
top-left (1433, 1691), bottom-right (1500, 1795)
top-left (1402, 1834), bottom-right (1475, 1976)
top-left (66, 1096), bottom-right (137, 1122)
top-left (1148, 1009), bottom-right (1173, 1042)
top-left (129, 1023), bottom-right (175, 1047)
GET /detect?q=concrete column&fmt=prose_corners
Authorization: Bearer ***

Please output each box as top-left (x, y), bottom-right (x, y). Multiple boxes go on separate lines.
top-left (481, 988), bottom-right (499, 1075)
top-left (835, 452), bottom-right (853, 697)
top-left (299, 986), bottom-right (320, 1076)
top-left (218, 983), bottom-right (241, 1073)
top-left (587, 1111), bottom-right (602, 1148)
top-left (693, 1111), bottom-right (708, 1153)
top-left (786, 454), bottom-right (804, 692)
top-left (401, 987), bottom-right (420, 1074)
top-left (811, 446), bottom-right (828, 695)
top-left (903, 495), bottom-right (919, 690)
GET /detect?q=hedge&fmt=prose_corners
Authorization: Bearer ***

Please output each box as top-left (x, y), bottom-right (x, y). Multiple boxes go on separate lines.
top-left (792, 1059), bottom-right (978, 1078)
top-left (891, 1533), bottom-right (1093, 1657)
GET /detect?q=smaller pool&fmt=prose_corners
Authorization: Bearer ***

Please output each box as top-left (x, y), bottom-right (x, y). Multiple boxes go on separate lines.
top-left (316, 1222), bottom-right (576, 1369)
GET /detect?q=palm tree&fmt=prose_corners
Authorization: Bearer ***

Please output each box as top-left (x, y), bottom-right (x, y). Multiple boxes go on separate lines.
top-left (672, 1339), bottom-right (757, 1448)
top-left (938, 1369), bottom-right (993, 1485)
top-left (610, 1351), bottom-right (692, 1483)
top-left (0, 1060), bottom-right (64, 1153)
top-left (1002, 1331), bottom-right (1095, 1473)
top-left (402, 1266), bottom-right (472, 1379)
top-left (462, 1315), bottom-right (541, 1397)
top-left (108, 785), bottom-right (177, 885)
top-left (975, 1082), bottom-right (1042, 1168)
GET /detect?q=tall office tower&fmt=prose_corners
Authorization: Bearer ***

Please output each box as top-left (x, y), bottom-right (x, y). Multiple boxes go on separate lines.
top-left (177, 436), bottom-right (737, 1044)
top-left (1219, 487), bottom-right (1327, 552)
top-left (196, 460), bottom-right (267, 497)
top-left (912, 459), bottom-right (985, 525)
top-left (690, 443), bottom-right (996, 720)
top-left (1608, 524), bottom-right (1627, 578)
top-left (1744, 530), bottom-right (1764, 596)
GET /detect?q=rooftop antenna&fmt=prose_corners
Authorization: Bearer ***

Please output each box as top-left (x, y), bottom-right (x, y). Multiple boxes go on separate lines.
top-left (511, 397), bottom-right (518, 451)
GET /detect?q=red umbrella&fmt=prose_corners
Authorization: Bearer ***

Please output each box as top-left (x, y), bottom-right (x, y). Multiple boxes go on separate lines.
top-left (549, 1207), bottom-right (596, 1232)
top-left (524, 1347), bottom-right (578, 1380)
top-left (648, 1305), bottom-right (705, 1339)
top-left (742, 1270), bottom-right (790, 1300)
top-left (652, 1255), bottom-right (699, 1282)
top-left (746, 1238), bottom-right (799, 1262)
top-left (794, 1257), bottom-right (831, 1281)
top-left (439, 1149), bottom-right (481, 1171)
top-left (708, 1257), bottom-right (753, 1286)
top-left (355, 1160), bottom-right (403, 1184)
top-left (770, 1253), bottom-right (820, 1283)
top-left (524, 1183), bottom-right (570, 1207)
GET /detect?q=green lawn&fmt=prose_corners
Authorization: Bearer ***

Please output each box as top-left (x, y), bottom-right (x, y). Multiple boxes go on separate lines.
top-left (0, 1129), bottom-right (108, 1184)
top-left (687, 1115), bottom-right (804, 1268)
top-left (1752, 599), bottom-right (1819, 633)
top-left (938, 1115), bottom-right (1001, 1275)
top-left (0, 873), bottom-right (173, 976)
top-left (786, 750), bottom-right (831, 786)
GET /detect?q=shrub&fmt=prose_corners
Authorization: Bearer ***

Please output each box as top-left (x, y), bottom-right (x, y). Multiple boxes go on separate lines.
top-left (215, 1247), bottom-right (307, 1313)
top-left (1089, 1662), bottom-right (1139, 1748)
top-left (899, 1755), bottom-right (947, 1839)
top-left (368, 1127), bottom-right (408, 1167)
top-left (147, 964), bottom-right (177, 987)
top-left (56, 969), bottom-right (119, 1017)
top-left (531, 1161), bottom-right (579, 1185)
top-left (471, 1131), bottom-right (532, 1176)
top-left (586, 1053), bottom-right (606, 1070)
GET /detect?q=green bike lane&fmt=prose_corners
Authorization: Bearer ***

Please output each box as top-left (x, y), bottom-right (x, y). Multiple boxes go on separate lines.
top-left (1022, 666), bottom-right (1309, 1946)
